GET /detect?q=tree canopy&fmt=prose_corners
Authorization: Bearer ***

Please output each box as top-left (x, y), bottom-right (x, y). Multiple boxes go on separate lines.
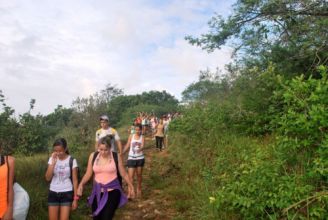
top-left (186, 0), bottom-right (328, 76)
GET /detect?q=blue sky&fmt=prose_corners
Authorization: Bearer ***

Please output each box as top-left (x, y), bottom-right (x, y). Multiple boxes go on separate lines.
top-left (0, 0), bottom-right (235, 115)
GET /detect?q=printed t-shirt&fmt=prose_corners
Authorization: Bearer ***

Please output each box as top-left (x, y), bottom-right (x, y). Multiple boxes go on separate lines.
top-left (48, 156), bottom-right (78, 192)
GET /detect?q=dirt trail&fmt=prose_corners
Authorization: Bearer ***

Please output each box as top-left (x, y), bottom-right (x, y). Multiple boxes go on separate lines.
top-left (115, 136), bottom-right (176, 220)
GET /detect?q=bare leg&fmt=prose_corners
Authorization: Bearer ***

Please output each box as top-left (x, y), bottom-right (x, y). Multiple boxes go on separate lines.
top-left (128, 167), bottom-right (136, 193)
top-left (48, 206), bottom-right (59, 220)
top-left (59, 206), bottom-right (71, 220)
top-left (136, 166), bottom-right (143, 198)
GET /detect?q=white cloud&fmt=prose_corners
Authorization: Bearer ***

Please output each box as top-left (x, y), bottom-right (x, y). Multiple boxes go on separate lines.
top-left (0, 0), bottom-right (235, 115)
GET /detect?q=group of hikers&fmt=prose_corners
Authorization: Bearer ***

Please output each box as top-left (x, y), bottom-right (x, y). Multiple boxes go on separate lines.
top-left (0, 112), bottom-right (178, 220)
top-left (130, 112), bottom-right (178, 151)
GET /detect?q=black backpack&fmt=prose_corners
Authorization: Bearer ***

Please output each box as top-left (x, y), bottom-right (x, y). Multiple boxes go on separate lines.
top-left (69, 156), bottom-right (80, 184)
top-left (91, 151), bottom-right (122, 186)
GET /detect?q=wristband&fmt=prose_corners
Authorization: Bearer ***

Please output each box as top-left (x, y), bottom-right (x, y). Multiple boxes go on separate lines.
top-left (74, 195), bottom-right (80, 201)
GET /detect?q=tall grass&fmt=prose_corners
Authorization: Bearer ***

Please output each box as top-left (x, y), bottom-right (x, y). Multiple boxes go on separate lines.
top-left (164, 132), bottom-right (273, 220)
top-left (15, 151), bottom-right (92, 220)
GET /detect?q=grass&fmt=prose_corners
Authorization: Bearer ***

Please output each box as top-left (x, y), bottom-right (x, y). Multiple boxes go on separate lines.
top-left (14, 129), bottom-right (273, 220)
top-left (15, 151), bottom-right (93, 220)
top-left (161, 132), bottom-right (272, 220)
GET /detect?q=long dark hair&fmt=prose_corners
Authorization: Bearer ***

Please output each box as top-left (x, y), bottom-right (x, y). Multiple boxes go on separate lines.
top-left (53, 138), bottom-right (69, 154)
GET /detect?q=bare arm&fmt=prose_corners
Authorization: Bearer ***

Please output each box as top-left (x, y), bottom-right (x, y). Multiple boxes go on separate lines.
top-left (122, 135), bottom-right (132, 154)
top-left (45, 153), bottom-right (57, 181)
top-left (141, 135), bottom-right (145, 149)
top-left (77, 153), bottom-right (94, 196)
top-left (71, 166), bottom-right (79, 210)
top-left (117, 153), bottom-right (135, 198)
top-left (116, 139), bottom-right (123, 155)
top-left (73, 167), bottom-right (79, 194)
top-left (3, 156), bottom-right (15, 220)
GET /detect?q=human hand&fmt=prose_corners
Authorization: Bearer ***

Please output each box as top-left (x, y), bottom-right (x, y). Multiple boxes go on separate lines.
top-left (71, 200), bottom-right (78, 210)
top-left (2, 207), bottom-right (13, 220)
top-left (77, 184), bottom-right (83, 197)
top-left (51, 152), bottom-right (58, 165)
top-left (127, 184), bottom-right (135, 199)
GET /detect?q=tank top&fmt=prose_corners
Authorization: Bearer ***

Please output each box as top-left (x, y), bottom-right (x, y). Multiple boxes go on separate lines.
top-left (0, 156), bottom-right (8, 217)
top-left (128, 134), bottom-right (144, 160)
top-left (155, 124), bottom-right (164, 137)
top-left (93, 154), bottom-right (117, 185)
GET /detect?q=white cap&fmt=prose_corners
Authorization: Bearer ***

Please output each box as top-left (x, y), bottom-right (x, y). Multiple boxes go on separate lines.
top-left (99, 115), bottom-right (109, 121)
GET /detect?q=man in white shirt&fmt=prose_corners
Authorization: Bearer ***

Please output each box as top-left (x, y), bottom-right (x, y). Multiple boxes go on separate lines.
top-left (95, 115), bottom-right (122, 154)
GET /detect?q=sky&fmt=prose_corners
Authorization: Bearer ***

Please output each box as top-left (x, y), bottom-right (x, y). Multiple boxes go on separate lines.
top-left (0, 0), bottom-right (235, 115)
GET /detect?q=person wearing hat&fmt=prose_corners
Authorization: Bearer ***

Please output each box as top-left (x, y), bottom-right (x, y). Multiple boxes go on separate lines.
top-left (95, 115), bottom-right (123, 185)
top-left (95, 115), bottom-right (122, 154)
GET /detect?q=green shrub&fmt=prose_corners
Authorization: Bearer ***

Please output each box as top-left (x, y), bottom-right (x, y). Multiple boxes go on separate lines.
top-left (167, 66), bottom-right (328, 219)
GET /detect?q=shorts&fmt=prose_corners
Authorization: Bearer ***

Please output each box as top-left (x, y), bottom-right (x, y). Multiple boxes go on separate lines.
top-left (127, 159), bottom-right (145, 168)
top-left (48, 190), bottom-right (73, 206)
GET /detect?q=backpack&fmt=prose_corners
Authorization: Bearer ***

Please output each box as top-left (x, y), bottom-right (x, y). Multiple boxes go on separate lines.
top-left (69, 156), bottom-right (80, 184)
top-left (91, 151), bottom-right (122, 186)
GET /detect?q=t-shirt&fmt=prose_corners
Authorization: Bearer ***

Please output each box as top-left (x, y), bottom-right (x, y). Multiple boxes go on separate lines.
top-left (95, 127), bottom-right (120, 152)
top-left (48, 156), bottom-right (78, 192)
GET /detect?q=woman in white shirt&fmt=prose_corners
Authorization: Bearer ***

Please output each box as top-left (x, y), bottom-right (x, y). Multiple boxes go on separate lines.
top-left (45, 138), bottom-right (79, 220)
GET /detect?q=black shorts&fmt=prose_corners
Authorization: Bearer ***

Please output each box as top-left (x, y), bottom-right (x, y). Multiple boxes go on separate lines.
top-left (48, 190), bottom-right (73, 206)
top-left (127, 159), bottom-right (145, 168)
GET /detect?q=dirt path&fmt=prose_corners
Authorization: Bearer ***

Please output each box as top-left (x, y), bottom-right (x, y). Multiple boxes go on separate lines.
top-left (115, 136), bottom-right (176, 220)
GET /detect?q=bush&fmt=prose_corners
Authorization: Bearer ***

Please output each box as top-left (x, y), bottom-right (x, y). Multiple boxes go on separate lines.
top-left (167, 66), bottom-right (328, 219)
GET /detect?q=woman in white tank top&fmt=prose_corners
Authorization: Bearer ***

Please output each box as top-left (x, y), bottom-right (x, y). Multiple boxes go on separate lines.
top-left (123, 124), bottom-right (145, 198)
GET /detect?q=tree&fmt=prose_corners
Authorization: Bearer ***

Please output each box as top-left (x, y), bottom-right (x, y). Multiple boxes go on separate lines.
top-left (182, 69), bottom-right (230, 103)
top-left (139, 90), bottom-right (178, 106)
top-left (186, 0), bottom-right (328, 76)
top-left (100, 83), bottom-right (124, 103)
top-left (107, 90), bottom-right (179, 126)
top-left (0, 90), bottom-right (17, 154)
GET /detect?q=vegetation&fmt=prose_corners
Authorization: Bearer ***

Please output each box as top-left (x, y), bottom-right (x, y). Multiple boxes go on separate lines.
top-left (0, 0), bottom-right (327, 219)
top-left (0, 87), bottom-right (178, 155)
top-left (169, 66), bottom-right (328, 219)
top-left (166, 0), bottom-right (328, 219)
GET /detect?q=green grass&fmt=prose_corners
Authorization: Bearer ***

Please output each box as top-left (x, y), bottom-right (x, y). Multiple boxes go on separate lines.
top-left (162, 133), bottom-right (268, 220)
top-left (15, 152), bottom-right (93, 220)
top-left (14, 130), bottom-right (276, 220)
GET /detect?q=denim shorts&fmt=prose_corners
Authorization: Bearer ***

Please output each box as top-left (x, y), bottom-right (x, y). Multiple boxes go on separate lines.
top-left (48, 190), bottom-right (73, 206)
top-left (127, 159), bottom-right (145, 168)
